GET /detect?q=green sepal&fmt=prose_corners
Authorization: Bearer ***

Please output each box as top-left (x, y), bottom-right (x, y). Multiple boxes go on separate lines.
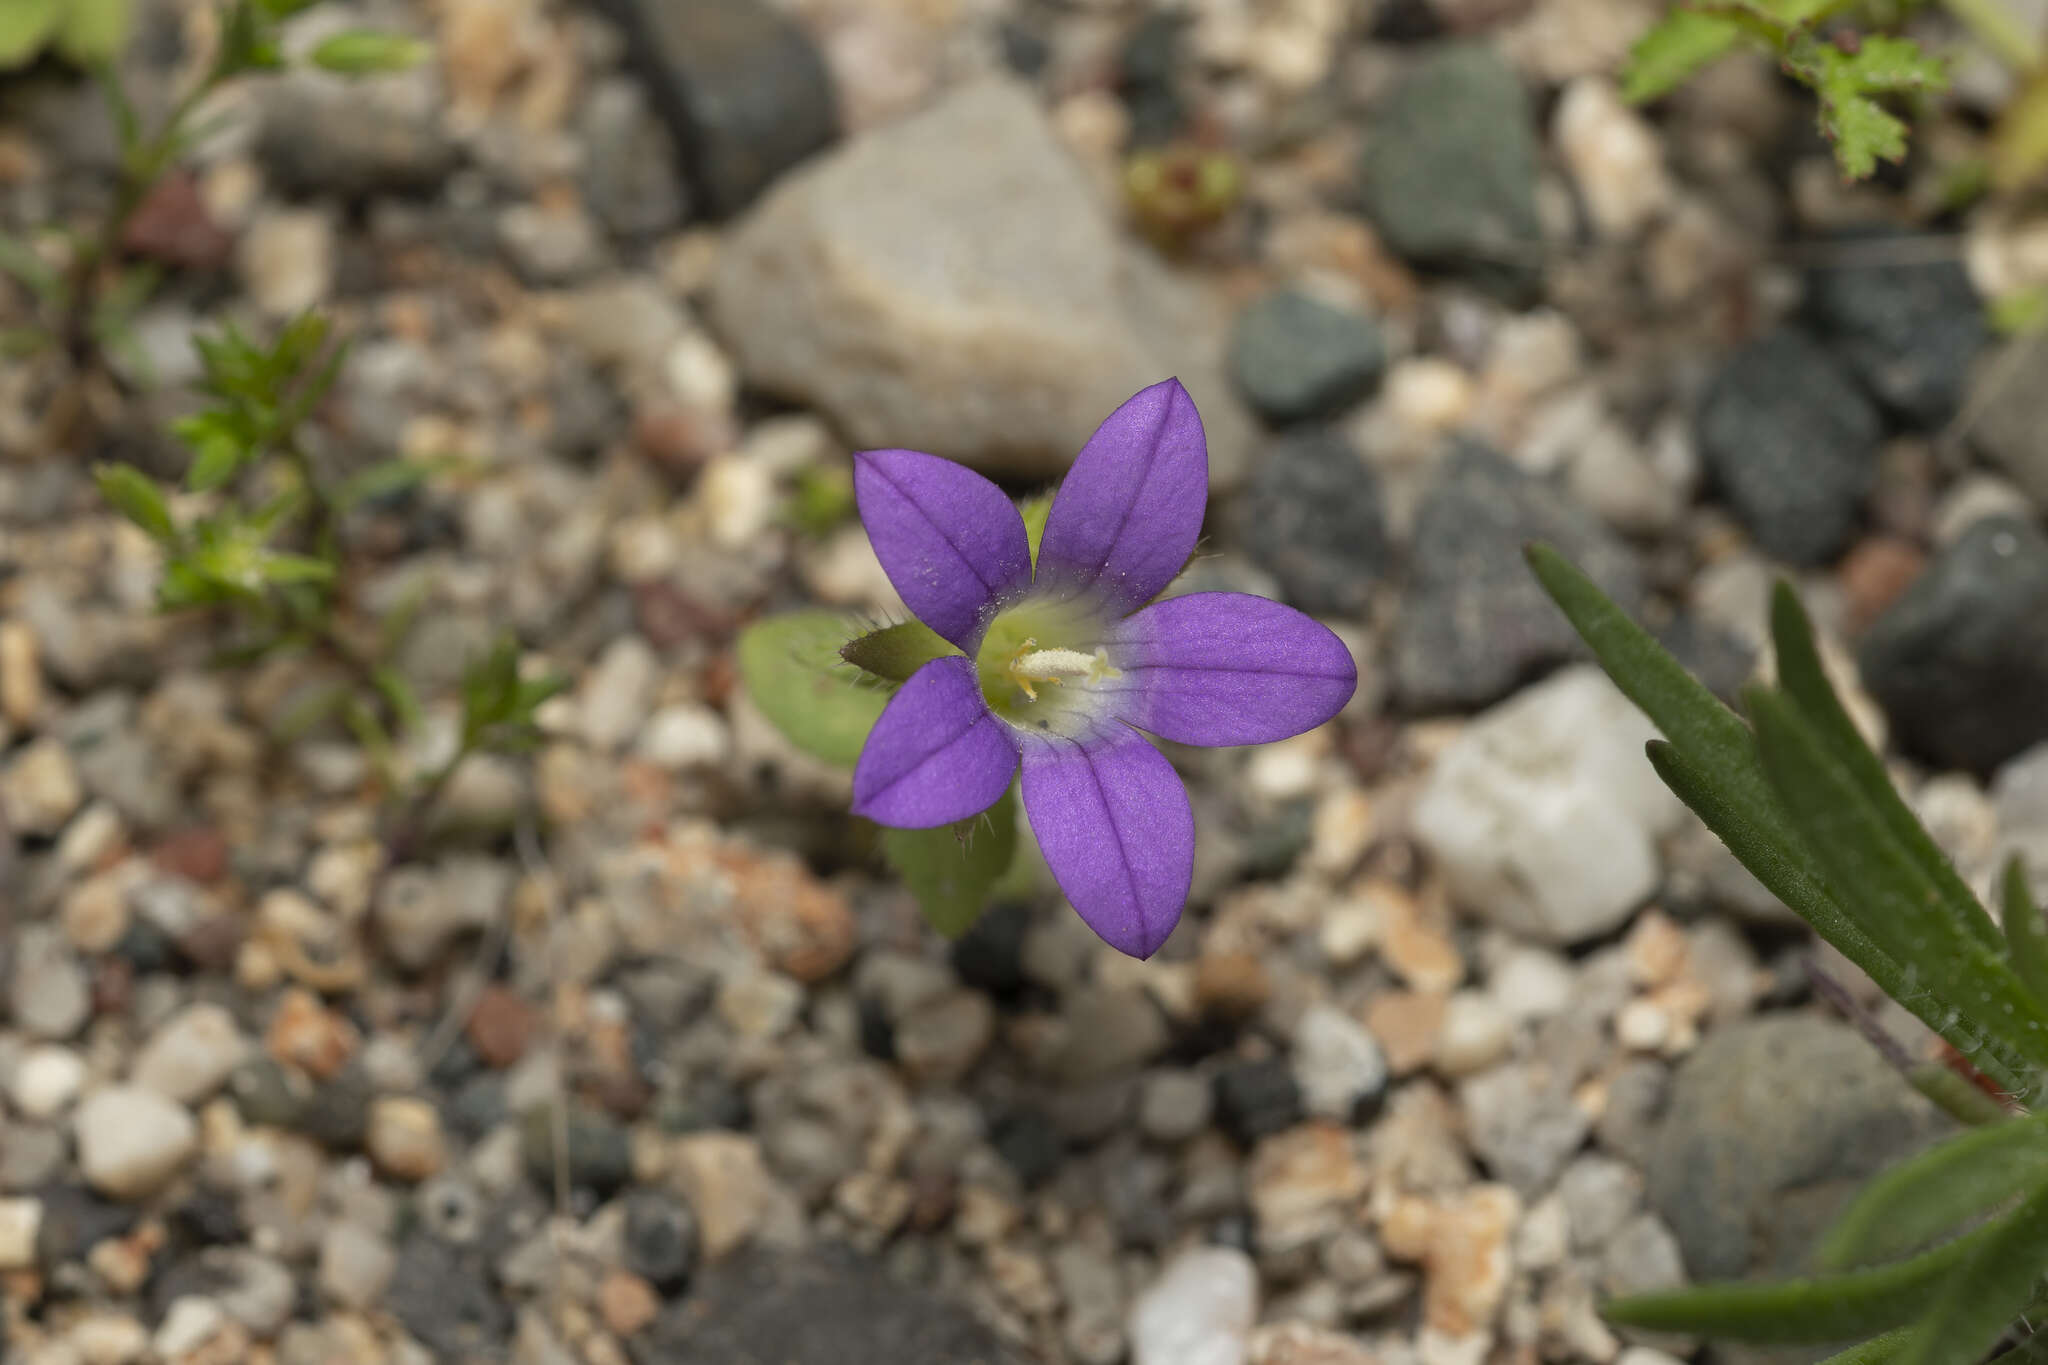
top-left (1019, 494), bottom-right (1052, 567)
top-left (840, 620), bottom-right (955, 684)
top-left (737, 611), bottom-right (889, 767)
top-left (879, 787), bottom-right (1019, 938)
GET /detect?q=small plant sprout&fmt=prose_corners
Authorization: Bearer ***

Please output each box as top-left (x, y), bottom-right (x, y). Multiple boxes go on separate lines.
top-left (1531, 545), bottom-right (2048, 1363)
top-left (742, 380), bottom-right (1356, 956)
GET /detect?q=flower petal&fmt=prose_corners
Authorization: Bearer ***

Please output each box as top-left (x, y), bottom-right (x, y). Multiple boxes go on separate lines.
top-left (1020, 728), bottom-right (1193, 958)
top-left (853, 657), bottom-right (1019, 828)
top-left (1036, 379), bottom-right (1208, 615)
top-left (1105, 592), bottom-right (1356, 746)
top-left (854, 448), bottom-right (1033, 648)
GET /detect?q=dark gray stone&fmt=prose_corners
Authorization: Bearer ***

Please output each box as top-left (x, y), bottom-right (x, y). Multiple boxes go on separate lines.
top-left (295, 1061), bottom-right (373, 1151)
top-left (385, 1238), bottom-right (513, 1362)
top-left (256, 80), bottom-right (460, 200)
top-left (1859, 516), bottom-right (2048, 774)
top-left (1213, 1058), bottom-right (1304, 1146)
top-left (631, 1246), bottom-right (1025, 1365)
top-left (1390, 441), bottom-right (1643, 712)
top-left (623, 1189), bottom-right (699, 1290)
top-left (227, 1056), bottom-right (309, 1129)
top-left (1229, 291), bottom-right (1387, 425)
top-left (1697, 329), bottom-right (1882, 565)
top-left (1236, 429), bottom-right (1390, 617)
top-left (1646, 1015), bottom-right (1948, 1283)
top-left (579, 77), bottom-right (692, 240)
top-left (1803, 233), bottom-right (1984, 429)
top-left (519, 1105), bottom-right (632, 1197)
top-left (597, 0), bottom-right (838, 219)
top-left (1358, 43), bottom-right (1541, 296)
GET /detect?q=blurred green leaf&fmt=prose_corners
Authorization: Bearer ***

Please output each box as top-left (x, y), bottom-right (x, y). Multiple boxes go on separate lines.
top-left (1909, 1061), bottom-right (2018, 1127)
top-left (1991, 286), bottom-right (2048, 337)
top-left (0, 326), bottom-right (50, 359)
top-left (1895, 1170), bottom-right (2048, 1365)
top-left (217, 0), bottom-right (283, 74)
top-left (307, 29), bottom-right (429, 75)
top-left (737, 611), bottom-right (888, 767)
top-left (260, 552), bottom-right (334, 585)
top-left (0, 232), bottom-right (59, 301)
top-left (94, 463), bottom-right (176, 542)
top-left (1786, 35), bottom-right (1947, 180)
top-left (880, 787), bottom-right (1019, 937)
top-left (372, 665), bottom-right (423, 735)
top-left (180, 412), bottom-right (251, 491)
top-left (1606, 1214), bottom-right (2001, 1341)
top-left (1819, 1113), bottom-right (2048, 1270)
top-left (1770, 583), bottom-right (1999, 953)
top-left (0, 0), bottom-right (61, 69)
top-left (1623, 9), bottom-right (1742, 101)
top-left (840, 620), bottom-right (955, 685)
top-left (1812, 1331), bottom-right (1911, 1365)
top-left (2004, 856), bottom-right (2048, 1012)
top-left (56, 0), bottom-right (133, 67)
top-left (787, 464), bottom-right (856, 538)
top-left (1991, 69), bottom-right (2048, 189)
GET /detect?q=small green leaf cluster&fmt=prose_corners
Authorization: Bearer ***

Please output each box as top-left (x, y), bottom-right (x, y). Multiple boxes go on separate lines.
top-left (1624, 0), bottom-right (1946, 179)
top-left (737, 514), bottom-right (1052, 937)
top-left (1532, 545), bottom-right (2048, 1363)
top-left (98, 312), bottom-right (558, 850)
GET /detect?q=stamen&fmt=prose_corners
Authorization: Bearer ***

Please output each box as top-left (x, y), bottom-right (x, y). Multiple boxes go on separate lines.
top-left (1009, 644), bottom-right (1120, 701)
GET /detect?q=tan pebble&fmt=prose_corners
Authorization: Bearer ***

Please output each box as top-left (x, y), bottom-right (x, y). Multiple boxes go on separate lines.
top-left (365, 1098), bottom-right (446, 1183)
top-left (264, 988), bottom-right (359, 1081)
top-left (1374, 881), bottom-right (1463, 993)
top-left (597, 1269), bottom-right (660, 1337)
top-left (1195, 951), bottom-right (1271, 1019)
top-left (0, 620), bottom-right (43, 727)
top-left (1423, 1184), bottom-right (1521, 1338)
top-left (1363, 991), bottom-right (1447, 1076)
top-left (727, 850), bottom-right (856, 983)
top-left (1622, 910), bottom-right (1687, 989)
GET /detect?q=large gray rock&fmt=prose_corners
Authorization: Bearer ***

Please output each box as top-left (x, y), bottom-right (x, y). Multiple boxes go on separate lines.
top-left (709, 78), bottom-right (1253, 482)
top-left (1646, 1015), bottom-right (1949, 1284)
top-left (1968, 338), bottom-right (2048, 510)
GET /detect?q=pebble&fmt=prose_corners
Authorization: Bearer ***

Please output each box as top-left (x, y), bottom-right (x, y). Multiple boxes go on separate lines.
top-left (11, 925), bottom-right (92, 1040)
top-left (1434, 992), bottom-right (1513, 1076)
top-left (1458, 1064), bottom-right (1591, 1196)
top-left (1859, 516), bottom-right (2048, 773)
top-left (1414, 665), bottom-right (1683, 944)
top-left (1932, 472), bottom-right (2034, 545)
top-left (579, 635), bottom-right (659, 753)
top-left (366, 1097), bottom-right (447, 1182)
top-left (1139, 1070), bottom-right (1216, 1144)
top-left (599, 1268), bottom-right (661, 1337)
top-left (1418, 1184), bottom-right (1522, 1339)
top-left (264, 987), bottom-right (359, 1082)
top-left (238, 209), bottom-right (334, 319)
top-left (2, 736), bottom-right (83, 836)
top-left (256, 78), bottom-right (458, 198)
top-left (521, 1105), bottom-right (632, 1197)
top-left (318, 1220), bottom-right (397, 1310)
top-left (0, 619), bottom-right (42, 726)
top-left (638, 703), bottom-right (731, 770)
top-left (1391, 443), bottom-right (1643, 711)
top-left (893, 989), bottom-right (995, 1086)
top-left (1359, 43), bottom-right (1541, 296)
top-left (1228, 290), bottom-right (1388, 426)
top-left (154, 1297), bottom-right (228, 1360)
top-left (75, 1085), bottom-right (199, 1200)
top-left (670, 1131), bottom-right (777, 1260)
top-left (1488, 947), bottom-right (1576, 1022)
top-left (1214, 1058), bottom-right (1307, 1147)
top-left (375, 857), bottom-right (509, 972)
top-left (1248, 1122), bottom-right (1369, 1254)
top-left (1292, 1004), bottom-right (1389, 1122)
top-left (0, 1196), bottom-right (41, 1269)
top-left (12, 1044), bottom-right (88, 1119)
top-left (1129, 1246), bottom-right (1259, 1365)
top-left (1697, 329), bottom-right (1882, 565)
top-left (1552, 76), bottom-right (1670, 238)
top-left (622, 1188), bottom-right (699, 1289)
top-left (1237, 429), bottom-right (1392, 618)
top-left (709, 77), bottom-right (1251, 483)
top-left (1804, 228), bottom-right (1984, 429)
top-left (1364, 991), bottom-right (1448, 1077)
top-left (133, 1004), bottom-right (248, 1105)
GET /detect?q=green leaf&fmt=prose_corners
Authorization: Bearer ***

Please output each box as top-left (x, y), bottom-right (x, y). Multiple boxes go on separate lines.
top-left (1622, 9), bottom-right (1742, 101)
top-left (260, 552), bottom-right (335, 585)
top-left (840, 620), bottom-right (956, 684)
top-left (0, 327), bottom-right (50, 359)
top-left (1769, 583), bottom-right (1999, 953)
top-left (1606, 1214), bottom-right (2002, 1341)
top-left (1813, 1331), bottom-right (1912, 1365)
top-left (56, 0), bottom-right (133, 65)
top-left (1909, 1061), bottom-right (2019, 1127)
top-left (736, 611), bottom-right (889, 767)
top-left (787, 464), bottom-right (855, 538)
top-left (1787, 35), bottom-right (1947, 180)
top-left (1748, 685), bottom-right (2048, 1080)
top-left (1895, 1169), bottom-right (2048, 1365)
top-left (0, 0), bottom-right (61, 68)
top-left (880, 787), bottom-right (1019, 937)
top-left (373, 666), bottom-right (423, 735)
top-left (94, 463), bottom-right (176, 542)
top-left (0, 232), bottom-right (59, 300)
top-left (182, 423), bottom-right (249, 492)
top-left (2003, 855), bottom-right (2048, 1012)
top-left (216, 0), bottom-right (283, 74)
top-left (307, 29), bottom-right (429, 74)
top-left (1819, 1113), bottom-right (2048, 1269)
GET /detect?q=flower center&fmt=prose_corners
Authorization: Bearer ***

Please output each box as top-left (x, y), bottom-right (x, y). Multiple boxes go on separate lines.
top-left (975, 598), bottom-right (1119, 736)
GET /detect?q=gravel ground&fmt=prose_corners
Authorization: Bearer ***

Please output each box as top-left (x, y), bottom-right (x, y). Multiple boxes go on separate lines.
top-left (3, 1), bottom-right (2046, 1363)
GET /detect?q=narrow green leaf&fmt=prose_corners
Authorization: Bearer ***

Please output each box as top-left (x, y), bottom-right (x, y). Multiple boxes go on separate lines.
top-left (880, 787), bottom-right (1019, 937)
top-left (0, 0), bottom-right (61, 68)
top-left (1910, 1062), bottom-right (2020, 1128)
top-left (1622, 8), bottom-right (1742, 101)
top-left (840, 620), bottom-right (956, 684)
top-left (736, 611), bottom-right (888, 768)
top-left (260, 552), bottom-right (335, 585)
top-left (1748, 686), bottom-right (2048, 1077)
top-left (373, 666), bottom-right (423, 736)
top-left (1770, 583), bottom-right (1999, 953)
top-left (307, 29), bottom-right (428, 75)
top-left (93, 464), bottom-right (176, 543)
top-left (1896, 1170), bottom-right (2048, 1365)
top-left (182, 431), bottom-right (248, 492)
top-left (1606, 1215), bottom-right (1998, 1341)
top-left (1818, 1113), bottom-right (2048, 1269)
top-left (1648, 741), bottom-right (2031, 1097)
top-left (1813, 1330), bottom-right (1911, 1365)
top-left (2003, 856), bottom-right (2048, 1012)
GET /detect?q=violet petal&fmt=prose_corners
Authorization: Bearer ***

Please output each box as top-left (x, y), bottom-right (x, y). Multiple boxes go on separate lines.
top-left (852, 656), bottom-right (1019, 828)
top-left (1020, 728), bottom-right (1192, 959)
top-left (1104, 591), bottom-right (1357, 746)
top-left (1036, 379), bottom-right (1208, 615)
top-left (854, 448), bottom-right (1033, 649)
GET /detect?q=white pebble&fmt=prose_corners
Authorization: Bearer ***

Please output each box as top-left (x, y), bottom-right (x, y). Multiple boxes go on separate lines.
top-left (1129, 1247), bottom-right (1259, 1365)
top-left (637, 703), bottom-right (731, 771)
top-left (11, 1044), bottom-right (88, 1119)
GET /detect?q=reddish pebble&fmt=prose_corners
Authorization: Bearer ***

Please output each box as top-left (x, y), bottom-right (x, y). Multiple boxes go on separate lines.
top-left (465, 985), bottom-right (536, 1068)
top-left (266, 987), bottom-right (359, 1080)
top-left (153, 827), bottom-right (230, 885)
top-left (598, 1269), bottom-right (660, 1337)
top-left (120, 171), bottom-right (234, 271)
top-left (1839, 535), bottom-right (1926, 631)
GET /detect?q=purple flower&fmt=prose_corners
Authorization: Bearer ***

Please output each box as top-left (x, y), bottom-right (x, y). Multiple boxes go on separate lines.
top-left (849, 379), bottom-right (1357, 958)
